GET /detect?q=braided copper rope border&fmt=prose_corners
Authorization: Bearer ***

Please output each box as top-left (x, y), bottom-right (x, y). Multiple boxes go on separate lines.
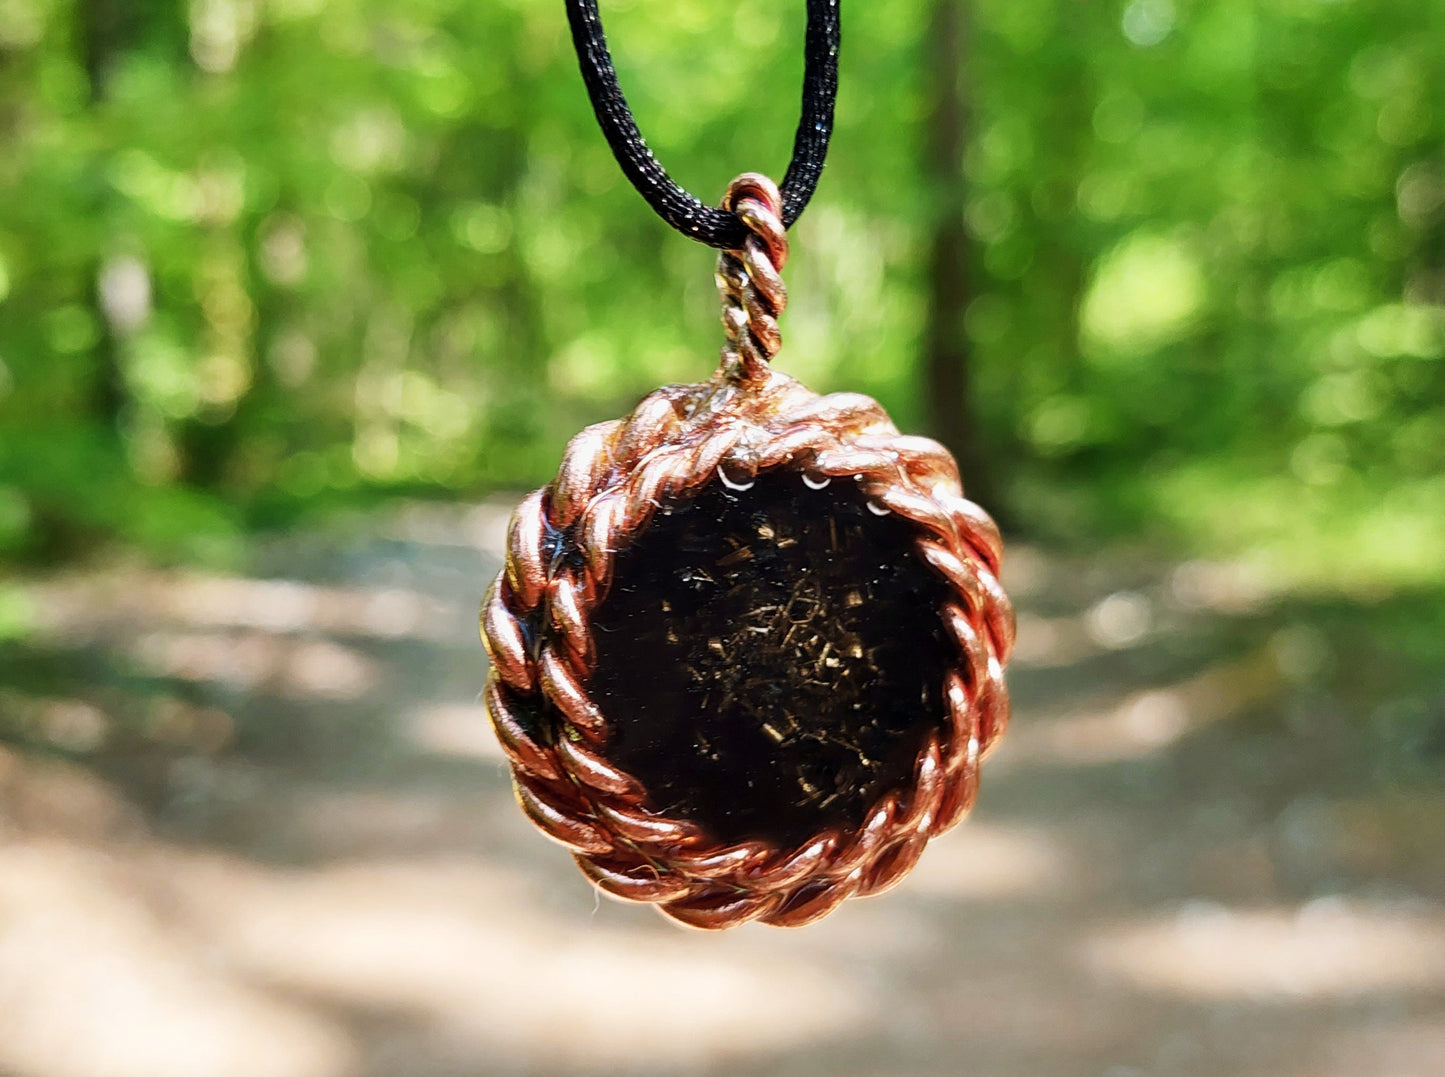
top-left (481, 178), bottom-right (1014, 930)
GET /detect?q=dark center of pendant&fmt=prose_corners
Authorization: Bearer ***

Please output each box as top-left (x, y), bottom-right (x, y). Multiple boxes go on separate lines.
top-left (583, 466), bottom-right (955, 851)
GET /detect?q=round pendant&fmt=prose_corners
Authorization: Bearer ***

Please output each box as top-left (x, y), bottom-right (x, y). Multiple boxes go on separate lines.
top-left (482, 368), bottom-right (1013, 928)
top-left (481, 175), bottom-right (1013, 928)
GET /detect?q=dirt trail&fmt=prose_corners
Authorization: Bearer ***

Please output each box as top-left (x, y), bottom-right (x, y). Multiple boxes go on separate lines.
top-left (1, 501), bottom-right (1442, 1077)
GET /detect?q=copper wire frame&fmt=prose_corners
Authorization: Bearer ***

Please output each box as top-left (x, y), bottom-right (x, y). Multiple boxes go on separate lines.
top-left (480, 176), bottom-right (1014, 930)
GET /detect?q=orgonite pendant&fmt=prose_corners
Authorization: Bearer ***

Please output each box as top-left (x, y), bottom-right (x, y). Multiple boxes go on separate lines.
top-left (481, 175), bottom-right (1013, 928)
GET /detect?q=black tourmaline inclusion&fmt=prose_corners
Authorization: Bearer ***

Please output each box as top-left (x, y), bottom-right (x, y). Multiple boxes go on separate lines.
top-left (585, 467), bottom-right (955, 850)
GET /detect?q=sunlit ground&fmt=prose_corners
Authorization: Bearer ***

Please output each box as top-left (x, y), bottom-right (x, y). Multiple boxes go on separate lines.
top-left (1, 501), bottom-right (1442, 1077)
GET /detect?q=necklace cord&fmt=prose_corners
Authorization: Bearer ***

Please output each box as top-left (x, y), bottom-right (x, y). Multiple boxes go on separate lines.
top-left (564, 0), bottom-right (840, 250)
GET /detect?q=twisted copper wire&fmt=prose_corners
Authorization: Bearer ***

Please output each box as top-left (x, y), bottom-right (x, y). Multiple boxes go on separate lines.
top-left (480, 176), bottom-right (1014, 930)
top-left (716, 173), bottom-right (789, 385)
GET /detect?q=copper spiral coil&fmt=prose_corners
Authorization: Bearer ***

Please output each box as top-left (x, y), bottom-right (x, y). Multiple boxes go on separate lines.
top-left (481, 176), bottom-right (1013, 929)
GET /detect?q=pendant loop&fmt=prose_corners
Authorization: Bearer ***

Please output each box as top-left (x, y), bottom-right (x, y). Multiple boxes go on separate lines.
top-left (716, 173), bottom-right (789, 386)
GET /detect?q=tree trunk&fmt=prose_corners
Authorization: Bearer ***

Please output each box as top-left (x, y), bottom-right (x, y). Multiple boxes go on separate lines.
top-left (921, 0), bottom-right (998, 512)
top-left (79, 0), bottom-right (133, 430)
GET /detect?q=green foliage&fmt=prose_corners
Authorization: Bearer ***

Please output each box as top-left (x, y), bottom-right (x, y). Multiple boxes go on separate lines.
top-left (0, 0), bottom-right (1442, 590)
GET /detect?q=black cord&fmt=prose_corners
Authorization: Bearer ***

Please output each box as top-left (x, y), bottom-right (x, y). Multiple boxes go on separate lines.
top-left (564, 0), bottom-right (840, 249)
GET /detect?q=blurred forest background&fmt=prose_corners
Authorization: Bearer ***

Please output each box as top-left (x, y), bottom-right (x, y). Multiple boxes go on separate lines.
top-left (1, 5), bottom-right (1444, 1074)
top-left (1, 0), bottom-right (1442, 590)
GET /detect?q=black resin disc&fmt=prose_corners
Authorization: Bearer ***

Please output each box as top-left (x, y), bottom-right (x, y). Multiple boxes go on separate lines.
top-left (584, 467), bottom-right (955, 850)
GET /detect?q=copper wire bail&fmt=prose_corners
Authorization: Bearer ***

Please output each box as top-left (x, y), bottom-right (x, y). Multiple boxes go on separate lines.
top-left (716, 173), bottom-right (789, 385)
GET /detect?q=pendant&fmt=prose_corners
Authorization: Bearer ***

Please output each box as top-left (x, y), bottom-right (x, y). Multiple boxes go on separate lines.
top-left (482, 175), bottom-right (1014, 929)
